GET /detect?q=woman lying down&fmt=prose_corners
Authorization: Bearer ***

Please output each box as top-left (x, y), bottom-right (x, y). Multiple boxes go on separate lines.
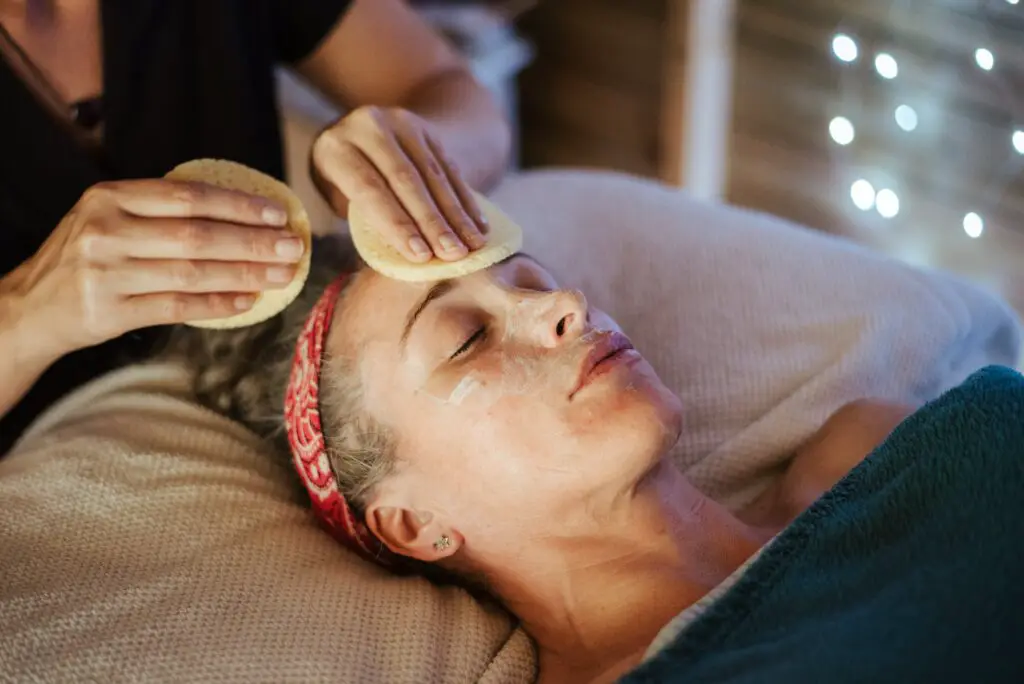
top-left (164, 235), bottom-right (1024, 684)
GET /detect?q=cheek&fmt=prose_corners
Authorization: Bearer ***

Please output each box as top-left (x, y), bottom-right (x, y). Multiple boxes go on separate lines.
top-left (415, 385), bottom-right (577, 481)
top-left (393, 366), bottom-right (683, 525)
top-left (389, 395), bottom-right (571, 523)
top-left (417, 360), bottom-right (680, 467)
top-left (447, 381), bottom-right (575, 453)
top-left (419, 350), bottom-right (570, 408)
top-left (590, 362), bottom-right (683, 452)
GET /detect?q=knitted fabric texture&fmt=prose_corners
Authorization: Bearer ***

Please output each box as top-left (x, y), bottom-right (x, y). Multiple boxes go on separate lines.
top-left (0, 363), bottom-right (535, 683)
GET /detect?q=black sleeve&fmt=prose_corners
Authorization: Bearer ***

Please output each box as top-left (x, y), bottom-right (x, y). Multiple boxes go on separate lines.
top-left (271, 0), bottom-right (353, 64)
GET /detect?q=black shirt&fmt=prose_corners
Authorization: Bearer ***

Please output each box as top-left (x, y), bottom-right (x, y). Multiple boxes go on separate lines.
top-left (0, 0), bottom-right (351, 453)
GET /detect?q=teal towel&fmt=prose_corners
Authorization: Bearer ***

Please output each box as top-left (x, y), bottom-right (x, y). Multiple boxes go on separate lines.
top-left (624, 365), bottom-right (1024, 683)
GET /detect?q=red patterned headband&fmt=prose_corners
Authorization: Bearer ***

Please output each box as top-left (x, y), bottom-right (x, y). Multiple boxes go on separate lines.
top-left (284, 273), bottom-right (398, 568)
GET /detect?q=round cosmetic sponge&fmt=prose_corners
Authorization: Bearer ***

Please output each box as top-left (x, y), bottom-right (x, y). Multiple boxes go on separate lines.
top-left (165, 158), bottom-right (312, 329)
top-left (348, 191), bottom-right (523, 282)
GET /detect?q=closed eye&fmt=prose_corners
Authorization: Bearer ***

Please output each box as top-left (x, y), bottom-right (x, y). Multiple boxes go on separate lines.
top-left (451, 327), bottom-right (486, 359)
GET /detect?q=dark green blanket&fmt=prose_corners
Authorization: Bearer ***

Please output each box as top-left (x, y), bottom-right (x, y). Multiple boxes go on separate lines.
top-left (623, 365), bottom-right (1024, 684)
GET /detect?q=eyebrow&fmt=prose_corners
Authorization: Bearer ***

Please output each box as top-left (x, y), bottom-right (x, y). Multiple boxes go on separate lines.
top-left (398, 252), bottom-right (541, 348)
top-left (506, 251), bottom-right (544, 269)
top-left (401, 279), bottom-right (455, 347)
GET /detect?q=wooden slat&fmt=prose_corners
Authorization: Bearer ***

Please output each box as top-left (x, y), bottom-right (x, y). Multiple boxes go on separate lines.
top-left (521, 127), bottom-right (657, 178)
top-left (518, 0), bottom-right (666, 92)
top-left (515, 0), bottom-right (667, 175)
top-left (519, 65), bottom-right (660, 153)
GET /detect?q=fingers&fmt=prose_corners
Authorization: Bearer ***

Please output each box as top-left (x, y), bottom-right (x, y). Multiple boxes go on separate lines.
top-left (107, 259), bottom-right (297, 295)
top-left (371, 134), bottom-right (469, 262)
top-left (88, 179), bottom-right (288, 227)
top-left (125, 291), bottom-right (258, 328)
top-left (102, 217), bottom-right (305, 263)
top-left (346, 128), bottom-right (470, 262)
top-left (324, 142), bottom-right (433, 263)
top-left (425, 134), bottom-right (488, 237)
top-left (407, 133), bottom-right (486, 250)
top-left (315, 107), bottom-right (489, 263)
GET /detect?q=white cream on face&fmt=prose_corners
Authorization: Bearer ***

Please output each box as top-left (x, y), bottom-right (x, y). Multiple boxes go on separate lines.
top-left (503, 297), bottom-right (554, 341)
top-left (447, 374), bottom-right (482, 405)
top-left (406, 274), bottom-right (613, 412)
top-left (411, 293), bottom-right (569, 404)
top-left (487, 288), bottom-right (612, 402)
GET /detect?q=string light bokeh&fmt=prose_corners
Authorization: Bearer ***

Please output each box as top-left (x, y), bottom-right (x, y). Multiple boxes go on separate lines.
top-left (825, 2), bottom-right (1024, 242)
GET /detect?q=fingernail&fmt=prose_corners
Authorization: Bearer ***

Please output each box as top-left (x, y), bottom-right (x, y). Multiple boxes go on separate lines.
top-left (234, 295), bottom-right (256, 310)
top-left (408, 236), bottom-right (432, 258)
top-left (263, 206), bottom-right (287, 226)
top-left (266, 266), bottom-right (294, 284)
top-left (275, 237), bottom-right (304, 260)
top-left (439, 234), bottom-right (467, 254)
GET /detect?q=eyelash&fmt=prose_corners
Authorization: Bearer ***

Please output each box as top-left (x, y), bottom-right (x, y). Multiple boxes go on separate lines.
top-left (444, 265), bottom-right (554, 361)
top-left (451, 327), bottom-right (486, 359)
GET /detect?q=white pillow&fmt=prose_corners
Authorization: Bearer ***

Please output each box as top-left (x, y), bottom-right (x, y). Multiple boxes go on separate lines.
top-left (490, 169), bottom-right (1020, 507)
top-left (0, 169), bottom-right (1018, 682)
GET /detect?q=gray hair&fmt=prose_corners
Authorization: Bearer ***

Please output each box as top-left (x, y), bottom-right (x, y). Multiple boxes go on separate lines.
top-left (159, 235), bottom-right (396, 515)
top-left (160, 237), bottom-right (493, 594)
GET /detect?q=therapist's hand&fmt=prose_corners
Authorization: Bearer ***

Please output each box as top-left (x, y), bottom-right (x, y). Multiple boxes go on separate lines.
top-left (4, 179), bottom-right (306, 360)
top-left (310, 105), bottom-right (488, 263)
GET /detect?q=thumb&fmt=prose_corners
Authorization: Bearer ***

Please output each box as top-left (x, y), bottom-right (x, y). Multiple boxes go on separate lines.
top-left (308, 152), bottom-right (353, 219)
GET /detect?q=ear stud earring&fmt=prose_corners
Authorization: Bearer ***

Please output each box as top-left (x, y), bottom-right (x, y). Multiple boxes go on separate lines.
top-left (433, 535), bottom-right (452, 552)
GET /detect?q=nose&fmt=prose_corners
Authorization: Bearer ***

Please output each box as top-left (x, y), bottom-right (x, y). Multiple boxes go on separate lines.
top-left (534, 289), bottom-right (588, 347)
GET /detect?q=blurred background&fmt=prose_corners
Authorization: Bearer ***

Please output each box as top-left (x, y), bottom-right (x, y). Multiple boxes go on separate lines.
top-left (291, 0), bottom-right (1024, 317)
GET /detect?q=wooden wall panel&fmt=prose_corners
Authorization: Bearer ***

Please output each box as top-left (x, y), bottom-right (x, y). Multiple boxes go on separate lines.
top-left (516, 0), bottom-right (668, 178)
top-left (726, 0), bottom-right (1024, 314)
top-left (512, 0), bottom-right (1024, 314)
top-left (728, 0), bottom-right (1024, 231)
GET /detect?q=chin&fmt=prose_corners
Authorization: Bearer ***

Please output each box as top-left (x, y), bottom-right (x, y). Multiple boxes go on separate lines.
top-left (580, 366), bottom-right (684, 478)
top-left (629, 385), bottom-right (684, 459)
top-left (616, 357), bottom-right (682, 432)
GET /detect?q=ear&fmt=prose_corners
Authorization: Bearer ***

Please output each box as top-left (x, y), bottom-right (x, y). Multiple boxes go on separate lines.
top-left (365, 505), bottom-right (462, 562)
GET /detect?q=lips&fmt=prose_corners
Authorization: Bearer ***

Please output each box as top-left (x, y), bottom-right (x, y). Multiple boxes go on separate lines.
top-left (569, 331), bottom-right (635, 399)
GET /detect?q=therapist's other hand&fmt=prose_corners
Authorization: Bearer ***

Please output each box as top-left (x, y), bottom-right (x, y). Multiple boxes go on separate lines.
top-left (311, 105), bottom-right (488, 263)
top-left (4, 179), bottom-right (305, 358)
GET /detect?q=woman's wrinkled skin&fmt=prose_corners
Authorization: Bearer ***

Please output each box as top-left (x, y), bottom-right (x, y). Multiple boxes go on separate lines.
top-left (318, 253), bottom-right (914, 684)
top-left (333, 253), bottom-right (683, 560)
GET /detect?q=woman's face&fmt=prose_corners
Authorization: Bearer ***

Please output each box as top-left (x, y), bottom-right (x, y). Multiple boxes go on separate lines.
top-left (331, 254), bottom-right (682, 554)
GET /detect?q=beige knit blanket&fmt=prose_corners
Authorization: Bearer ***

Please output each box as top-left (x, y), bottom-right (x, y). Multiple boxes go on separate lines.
top-left (0, 362), bottom-right (536, 684)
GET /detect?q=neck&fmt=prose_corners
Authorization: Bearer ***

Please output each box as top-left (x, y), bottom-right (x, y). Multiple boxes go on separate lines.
top-left (487, 459), bottom-right (766, 684)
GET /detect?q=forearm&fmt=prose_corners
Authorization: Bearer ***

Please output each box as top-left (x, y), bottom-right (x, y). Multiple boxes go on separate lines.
top-left (0, 287), bottom-right (60, 422)
top-left (402, 69), bottom-right (511, 192)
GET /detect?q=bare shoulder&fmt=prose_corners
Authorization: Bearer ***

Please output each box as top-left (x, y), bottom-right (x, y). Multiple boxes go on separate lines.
top-left (806, 398), bottom-right (917, 458)
top-left (745, 399), bottom-right (917, 528)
